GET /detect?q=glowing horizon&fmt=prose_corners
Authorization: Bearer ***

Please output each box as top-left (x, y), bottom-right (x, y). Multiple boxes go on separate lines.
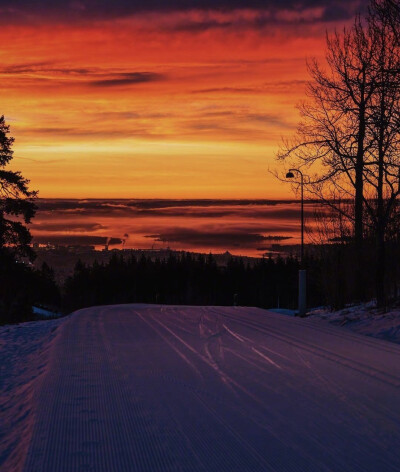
top-left (1, 2), bottom-right (363, 198)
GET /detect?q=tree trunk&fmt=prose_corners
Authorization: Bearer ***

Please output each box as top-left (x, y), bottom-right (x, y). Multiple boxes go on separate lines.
top-left (376, 226), bottom-right (386, 308)
top-left (354, 103), bottom-right (366, 301)
top-left (376, 118), bottom-right (386, 308)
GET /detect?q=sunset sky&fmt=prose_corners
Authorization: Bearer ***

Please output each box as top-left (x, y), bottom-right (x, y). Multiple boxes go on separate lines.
top-left (2, 0), bottom-right (363, 198)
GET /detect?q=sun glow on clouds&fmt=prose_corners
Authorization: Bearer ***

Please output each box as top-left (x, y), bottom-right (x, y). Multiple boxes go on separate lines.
top-left (0, 3), bottom-right (360, 198)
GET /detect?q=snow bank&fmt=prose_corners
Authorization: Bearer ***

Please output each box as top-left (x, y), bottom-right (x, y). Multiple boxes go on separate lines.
top-left (0, 317), bottom-right (65, 471)
top-left (32, 306), bottom-right (62, 319)
top-left (268, 308), bottom-right (296, 316)
top-left (309, 303), bottom-right (400, 344)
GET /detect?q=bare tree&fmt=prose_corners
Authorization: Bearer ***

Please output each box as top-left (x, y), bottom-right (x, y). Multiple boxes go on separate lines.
top-left (277, 1), bottom-right (400, 307)
top-left (365, 6), bottom-right (400, 306)
top-left (278, 15), bottom-right (378, 301)
top-left (371, 0), bottom-right (400, 40)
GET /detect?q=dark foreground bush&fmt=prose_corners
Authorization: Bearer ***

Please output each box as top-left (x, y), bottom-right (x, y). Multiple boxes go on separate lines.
top-left (0, 249), bottom-right (61, 324)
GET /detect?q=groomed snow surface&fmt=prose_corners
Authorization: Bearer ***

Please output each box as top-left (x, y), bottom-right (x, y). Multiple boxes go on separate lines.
top-left (2, 305), bottom-right (400, 471)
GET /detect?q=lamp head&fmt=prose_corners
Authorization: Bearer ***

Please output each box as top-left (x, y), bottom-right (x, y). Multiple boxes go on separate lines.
top-left (286, 171), bottom-right (295, 179)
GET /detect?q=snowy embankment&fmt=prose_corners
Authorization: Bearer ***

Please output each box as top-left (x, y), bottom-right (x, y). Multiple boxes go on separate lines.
top-left (32, 306), bottom-right (62, 319)
top-left (2, 305), bottom-right (400, 471)
top-left (0, 318), bottom-right (63, 471)
top-left (309, 303), bottom-right (400, 344)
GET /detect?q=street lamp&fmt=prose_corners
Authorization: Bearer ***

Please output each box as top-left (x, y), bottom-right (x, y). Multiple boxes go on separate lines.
top-left (286, 168), bottom-right (306, 316)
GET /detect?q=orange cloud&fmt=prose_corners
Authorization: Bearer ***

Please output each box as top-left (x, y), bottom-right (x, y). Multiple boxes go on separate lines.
top-left (0, 9), bottom-right (346, 198)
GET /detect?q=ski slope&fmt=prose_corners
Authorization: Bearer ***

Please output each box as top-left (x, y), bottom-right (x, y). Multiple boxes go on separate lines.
top-left (2, 305), bottom-right (400, 471)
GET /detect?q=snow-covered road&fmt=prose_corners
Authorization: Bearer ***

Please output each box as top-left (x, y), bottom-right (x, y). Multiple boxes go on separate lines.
top-left (3, 305), bottom-right (400, 471)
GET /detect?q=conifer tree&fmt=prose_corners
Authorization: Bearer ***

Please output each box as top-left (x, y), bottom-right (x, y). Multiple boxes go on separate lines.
top-left (0, 115), bottom-right (37, 259)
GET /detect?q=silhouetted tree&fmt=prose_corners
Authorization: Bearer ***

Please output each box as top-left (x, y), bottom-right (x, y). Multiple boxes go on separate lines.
top-left (278, 1), bottom-right (400, 307)
top-left (371, 0), bottom-right (400, 40)
top-left (0, 116), bottom-right (43, 323)
top-left (278, 16), bottom-right (378, 248)
top-left (0, 115), bottom-right (37, 259)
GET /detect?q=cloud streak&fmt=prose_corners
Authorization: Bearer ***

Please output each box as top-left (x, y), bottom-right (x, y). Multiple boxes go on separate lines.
top-left (0, 64), bottom-right (165, 88)
top-left (34, 198), bottom-right (318, 215)
top-left (148, 227), bottom-right (294, 248)
top-left (89, 72), bottom-right (165, 87)
top-left (0, 1), bottom-right (364, 25)
top-left (32, 235), bottom-right (122, 246)
top-left (31, 222), bottom-right (106, 232)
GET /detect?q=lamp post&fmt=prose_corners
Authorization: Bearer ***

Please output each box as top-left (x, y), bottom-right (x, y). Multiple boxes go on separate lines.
top-left (286, 168), bottom-right (306, 316)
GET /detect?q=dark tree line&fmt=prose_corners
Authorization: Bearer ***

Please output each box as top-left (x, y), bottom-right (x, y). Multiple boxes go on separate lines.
top-left (4, 242), bottom-right (396, 325)
top-left (63, 247), bottom-right (400, 313)
top-left (63, 252), bottom-right (308, 312)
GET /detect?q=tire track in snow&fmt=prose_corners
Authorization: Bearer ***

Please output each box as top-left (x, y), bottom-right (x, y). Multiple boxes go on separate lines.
top-left (212, 308), bottom-right (400, 387)
top-left (132, 308), bottom-right (376, 471)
